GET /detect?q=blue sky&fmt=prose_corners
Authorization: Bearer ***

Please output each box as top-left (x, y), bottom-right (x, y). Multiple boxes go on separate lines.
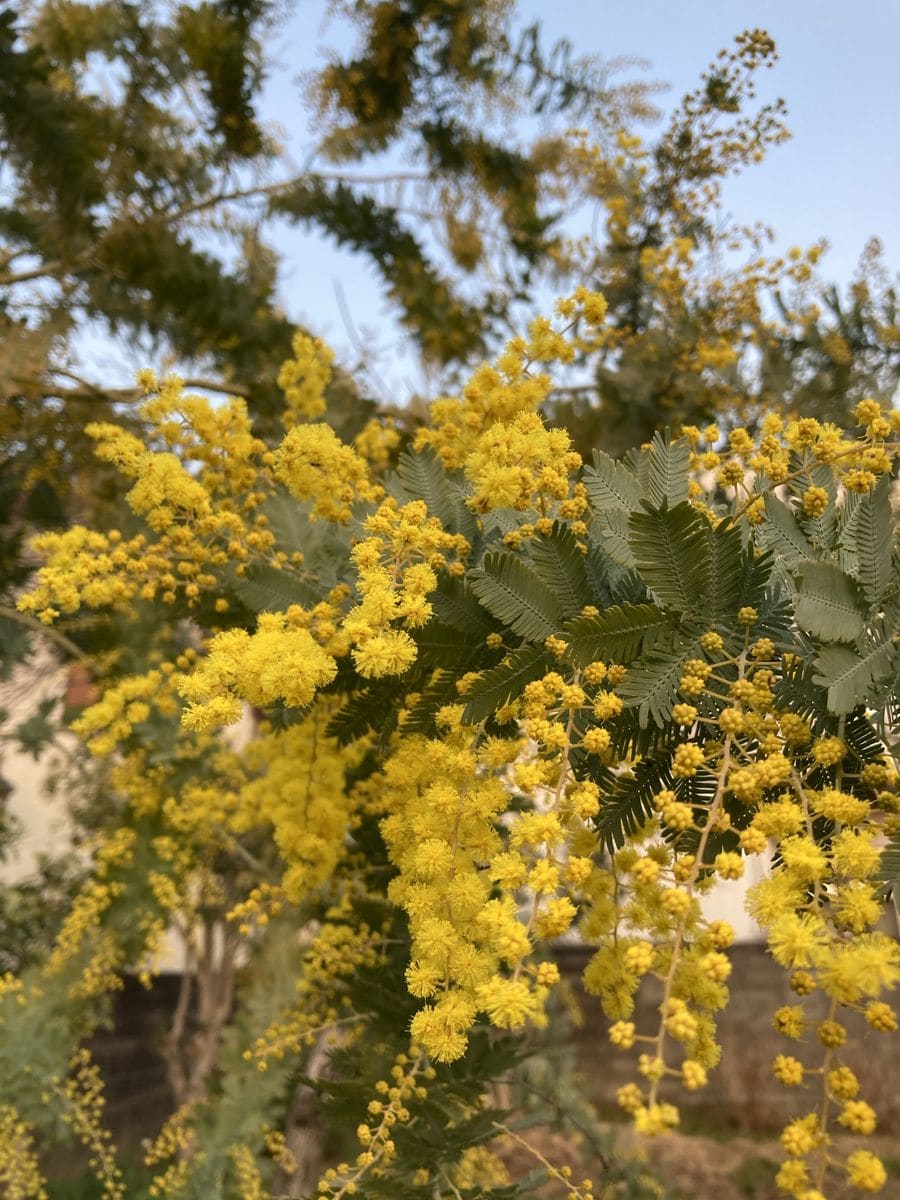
top-left (513, 0), bottom-right (899, 285)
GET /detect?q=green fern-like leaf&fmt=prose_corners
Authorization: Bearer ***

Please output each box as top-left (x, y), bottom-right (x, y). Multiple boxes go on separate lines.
top-left (462, 645), bottom-right (551, 724)
top-left (584, 450), bottom-right (642, 511)
top-left (431, 575), bottom-right (497, 635)
top-left (597, 755), bottom-right (672, 849)
top-left (762, 493), bottom-right (815, 571)
top-left (843, 710), bottom-right (887, 764)
top-left (838, 491), bottom-right (865, 577)
top-left (813, 632), bottom-right (897, 714)
top-left (564, 604), bottom-right (672, 665)
top-left (470, 552), bottom-right (562, 642)
top-left (394, 447), bottom-right (477, 540)
top-left (261, 491), bottom-right (351, 586)
top-left (229, 563), bottom-right (323, 612)
top-left (628, 502), bottom-right (711, 615)
top-left (402, 670), bottom-right (462, 735)
top-left (415, 622), bottom-right (487, 668)
top-left (850, 475), bottom-right (894, 606)
top-left (527, 522), bottom-right (591, 615)
top-left (704, 519), bottom-right (751, 620)
top-left (592, 507), bottom-right (635, 568)
top-left (607, 708), bottom-right (677, 761)
top-left (775, 656), bottom-right (830, 727)
top-left (644, 430), bottom-right (690, 509)
top-left (327, 683), bottom-right (403, 746)
top-left (259, 490), bottom-right (313, 557)
top-left (876, 836), bottom-right (900, 902)
top-left (618, 636), bottom-right (695, 728)
top-left (584, 542), bottom-right (644, 607)
top-left (794, 560), bottom-right (866, 642)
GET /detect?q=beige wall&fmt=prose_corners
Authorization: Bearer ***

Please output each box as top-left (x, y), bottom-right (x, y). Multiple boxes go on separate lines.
top-left (0, 646), bottom-right (76, 885)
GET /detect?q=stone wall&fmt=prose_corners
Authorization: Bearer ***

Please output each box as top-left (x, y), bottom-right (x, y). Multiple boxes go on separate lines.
top-left (42, 943), bottom-right (899, 1172)
top-left (558, 944), bottom-right (900, 1132)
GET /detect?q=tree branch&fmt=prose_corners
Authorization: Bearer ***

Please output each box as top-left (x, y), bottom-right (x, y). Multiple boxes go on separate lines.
top-left (0, 603), bottom-right (88, 662)
top-left (0, 259), bottom-right (68, 287)
top-left (32, 372), bottom-right (250, 403)
top-left (161, 169), bottom-right (431, 225)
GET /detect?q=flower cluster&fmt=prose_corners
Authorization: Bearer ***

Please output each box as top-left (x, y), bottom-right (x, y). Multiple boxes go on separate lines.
top-left (416, 290), bottom-right (606, 469)
top-left (317, 1051), bottom-right (427, 1198)
top-left (344, 499), bottom-right (468, 678)
top-left (245, 917), bottom-right (376, 1070)
top-left (273, 423), bottom-right (381, 523)
top-left (465, 411), bottom-right (582, 515)
top-left (0, 1105), bottom-right (47, 1200)
top-left (18, 383), bottom-right (274, 618)
top-left (54, 1051), bottom-right (125, 1200)
top-left (71, 670), bottom-right (172, 756)
top-left (685, 398), bottom-right (900, 505)
top-left (177, 615), bottom-right (337, 731)
top-left (12, 272), bottom-right (899, 1200)
top-left (278, 331), bottom-right (334, 424)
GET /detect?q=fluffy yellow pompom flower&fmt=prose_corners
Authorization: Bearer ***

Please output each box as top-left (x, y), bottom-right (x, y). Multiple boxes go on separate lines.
top-left (464, 411), bottom-right (580, 514)
top-left (178, 617), bottom-right (337, 729)
top-left (352, 630), bottom-right (418, 678)
top-left (273, 423), bottom-right (380, 523)
top-left (278, 331), bottom-right (333, 423)
top-left (476, 977), bottom-right (538, 1029)
top-left (846, 1150), bottom-right (887, 1192)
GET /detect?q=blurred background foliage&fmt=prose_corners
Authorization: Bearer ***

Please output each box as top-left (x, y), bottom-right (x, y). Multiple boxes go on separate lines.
top-left (0, 4), bottom-right (898, 1191)
top-left (2, 0), bottom-right (898, 950)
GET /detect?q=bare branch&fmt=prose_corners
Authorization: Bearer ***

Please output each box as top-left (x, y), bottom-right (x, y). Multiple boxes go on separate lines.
top-left (0, 260), bottom-right (68, 287)
top-left (27, 372), bottom-right (250, 404)
top-left (161, 169), bottom-right (431, 225)
top-left (0, 604), bottom-right (88, 663)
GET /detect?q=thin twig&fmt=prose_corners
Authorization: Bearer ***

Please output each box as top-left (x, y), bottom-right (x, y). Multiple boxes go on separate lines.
top-left (0, 603), bottom-right (88, 662)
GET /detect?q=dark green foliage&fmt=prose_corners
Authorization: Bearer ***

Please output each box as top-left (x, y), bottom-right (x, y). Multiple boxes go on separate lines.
top-left (617, 634), bottom-right (697, 728)
top-left (0, 613), bottom-right (32, 680)
top-left (273, 179), bottom-right (489, 365)
top-left (526, 522), bottom-right (592, 616)
top-left (596, 754), bottom-right (672, 849)
top-left (431, 574), bottom-right (499, 636)
top-left (591, 507), bottom-right (635, 568)
top-left (793, 560), bottom-right (867, 642)
top-left (470, 552), bottom-right (562, 642)
top-left (564, 603), bottom-right (672, 665)
top-left (848, 475), bottom-right (894, 604)
top-left (813, 629), bottom-right (897, 715)
top-left (401, 669), bottom-right (464, 735)
top-left (228, 563), bottom-right (325, 613)
top-left (394, 448), bottom-right (476, 538)
top-left (641, 430), bottom-right (692, 509)
top-left (704, 519), bottom-right (757, 621)
top-left (628, 501), bottom-right (712, 616)
top-left (11, 695), bottom-right (59, 760)
top-left (327, 681), bottom-right (405, 747)
top-left (415, 621), bottom-right (491, 668)
top-left (879, 836), bottom-right (900, 903)
top-left (462, 646), bottom-right (552, 724)
top-left (583, 451), bottom-right (642, 512)
top-left (762, 493), bottom-right (814, 571)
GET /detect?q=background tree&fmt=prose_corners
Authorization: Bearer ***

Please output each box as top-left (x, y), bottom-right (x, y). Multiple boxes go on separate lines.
top-left (0, 0), bottom-right (647, 494)
top-left (0, 0), bottom-right (657, 696)
top-left (543, 30), bottom-right (900, 454)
